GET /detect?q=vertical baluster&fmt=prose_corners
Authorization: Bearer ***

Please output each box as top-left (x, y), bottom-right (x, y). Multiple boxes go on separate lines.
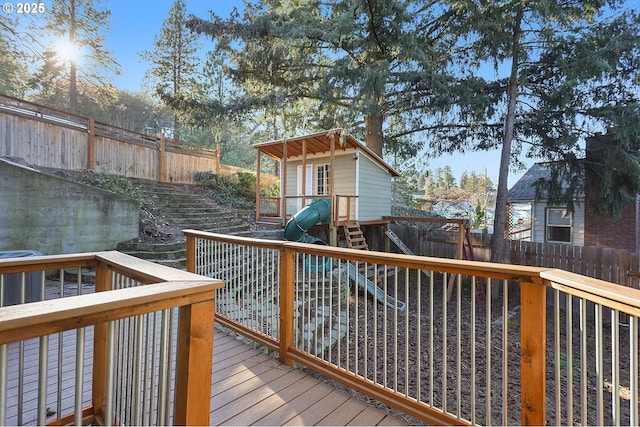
top-left (612, 309), bottom-right (620, 427)
top-left (157, 309), bottom-right (170, 425)
top-left (416, 271), bottom-right (422, 403)
top-left (74, 327), bottom-right (85, 426)
top-left (502, 279), bottom-right (508, 426)
top-left (580, 298), bottom-right (588, 424)
top-left (456, 274), bottom-right (461, 418)
top-left (104, 321), bottom-right (116, 427)
top-left (363, 260), bottom-right (369, 379)
top-left (630, 315), bottom-right (639, 427)
top-left (554, 289), bottom-right (561, 427)
top-left (57, 270), bottom-right (64, 417)
top-left (17, 273), bottom-right (25, 426)
top-left (383, 264), bottom-right (388, 389)
top-left (471, 276), bottom-right (476, 425)
top-left (141, 313), bottom-right (150, 426)
top-left (485, 276), bottom-right (491, 427)
top-left (567, 295), bottom-right (573, 426)
top-left (429, 273), bottom-right (434, 406)
top-left (147, 312), bottom-right (158, 426)
top-left (0, 343), bottom-right (6, 425)
top-left (393, 266), bottom-right (398, 392)
top-left (132, 315), bottom-right (144, 424)
top-left (442, 272), bottom-right (447, 413)
top-left (595, 304), bottom-right (604, 426)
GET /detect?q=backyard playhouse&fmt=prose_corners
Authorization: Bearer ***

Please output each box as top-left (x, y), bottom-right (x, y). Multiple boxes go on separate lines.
top-left (253, 129), bottom-right (479, 312)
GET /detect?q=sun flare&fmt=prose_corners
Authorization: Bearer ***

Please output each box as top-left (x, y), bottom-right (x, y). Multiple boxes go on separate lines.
top-left (54, 37), bottom-right (81, 64)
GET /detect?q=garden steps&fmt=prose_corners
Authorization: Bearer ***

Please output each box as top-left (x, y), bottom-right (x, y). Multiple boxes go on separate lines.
top-left (116, 178), bottom-right (255, 268)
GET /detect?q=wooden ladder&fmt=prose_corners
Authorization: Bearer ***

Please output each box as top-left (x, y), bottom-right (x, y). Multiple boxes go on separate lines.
top-left (343, 221), bottom-right (382, 281)
top-left (343, 221), bottom-right (369, 250)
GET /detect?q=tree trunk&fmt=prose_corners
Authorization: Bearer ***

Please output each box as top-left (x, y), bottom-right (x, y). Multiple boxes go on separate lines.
top-left (490, 7), bottom-right (523, 264)
top-left (68, 0), bottom-right (78, 113)
top-left (365, 113), bottom-right (384, 157)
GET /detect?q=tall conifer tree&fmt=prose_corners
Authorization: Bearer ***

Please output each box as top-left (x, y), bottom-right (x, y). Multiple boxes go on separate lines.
top-left (141, 0), bottom-right (201, 141)
top-left (443, 0), bottom-right (640, 261)
top-left (32, 0), bottom-right (119, 113)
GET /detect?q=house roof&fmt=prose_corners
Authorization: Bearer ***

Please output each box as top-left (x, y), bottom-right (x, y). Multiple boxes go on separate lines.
top-left (254, 129), bottom-right (400, 177)
top-left (507, 162), bottom-right (584, 201)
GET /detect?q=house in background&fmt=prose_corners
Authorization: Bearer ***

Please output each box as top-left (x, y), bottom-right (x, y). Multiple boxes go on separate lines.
top-left (254, 130), bottom-right (400, 245)
top-left (507, 161), bottom-right (640, 253)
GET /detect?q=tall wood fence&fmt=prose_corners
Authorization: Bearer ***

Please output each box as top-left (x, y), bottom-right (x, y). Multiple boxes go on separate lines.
top-left (389, 220), bottom-right (640, 289)
top-left (0, 94), bottom-right (229, 184)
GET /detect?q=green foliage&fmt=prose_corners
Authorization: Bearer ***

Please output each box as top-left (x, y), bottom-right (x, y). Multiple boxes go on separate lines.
top-left (94, 173), bottom-right (155, 208)
top-left (194, 172), bottom-right (252, 209)
top-left (194, 171), bottom-right (280, 208)
top-left (0, 15), bottom-right (29, 97)
top-left (185, 0), bottom-right (460, 156)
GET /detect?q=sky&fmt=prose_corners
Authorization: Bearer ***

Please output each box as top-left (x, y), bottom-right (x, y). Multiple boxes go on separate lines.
top-left (15, 0), bottom-right (526, 187)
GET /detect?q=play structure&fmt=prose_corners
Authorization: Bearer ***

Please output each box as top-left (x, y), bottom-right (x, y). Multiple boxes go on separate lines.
top-left (284, 198), bottom-right (331, 244)
top-left (285, 199), bottom-right (406, 312)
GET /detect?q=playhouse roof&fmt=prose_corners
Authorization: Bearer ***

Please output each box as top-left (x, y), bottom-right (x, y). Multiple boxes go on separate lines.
top-left (254, 129), bottom-right (400, 177)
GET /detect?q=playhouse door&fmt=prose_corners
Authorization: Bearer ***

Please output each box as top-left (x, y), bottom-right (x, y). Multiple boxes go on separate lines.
top-left (296, 164), bottom-right (313, 210)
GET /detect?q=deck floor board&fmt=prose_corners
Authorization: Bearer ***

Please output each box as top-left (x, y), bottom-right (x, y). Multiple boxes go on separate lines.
top-left (7, 326), bottom-right (406, 426)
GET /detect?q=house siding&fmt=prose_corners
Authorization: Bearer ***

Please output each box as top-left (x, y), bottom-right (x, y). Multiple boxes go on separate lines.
top-left (531, 201), bottom-right (585, 246)
top-left (357, 152), bottom-right (392, 221)
top-left (284, 149), bottom-right (392, 221)
top-left (285, 152), bottom-right (357, 215)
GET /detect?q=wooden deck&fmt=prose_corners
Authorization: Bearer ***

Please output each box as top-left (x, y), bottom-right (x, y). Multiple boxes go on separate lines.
top-left (210, 329), bottom-right (407, 426)
top-left (5, 326), bottom-right (406, 426)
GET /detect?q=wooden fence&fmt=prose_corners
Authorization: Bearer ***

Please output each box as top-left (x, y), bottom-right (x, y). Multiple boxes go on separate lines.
top-left (389, 220), bottom-right (640, 288)
top-left (0, 94), bottom-right (230, 184)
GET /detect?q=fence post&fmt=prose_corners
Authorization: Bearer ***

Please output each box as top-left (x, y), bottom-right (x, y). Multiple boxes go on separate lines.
top-left (159, 133), bottom-right (166, 183)
top-left (174, 299), bottom-right (215, 426)
top-left (87, 117), bottom-right (95, 170)
top-left (520, 279), bottom-right (547, 425)
top-left (91, 261), bottom-right (111, 421)
top-left (279, 245), bottom-right (295, 366)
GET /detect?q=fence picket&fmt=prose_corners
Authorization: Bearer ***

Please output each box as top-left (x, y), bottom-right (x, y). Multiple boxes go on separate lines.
top-left (397, 225), bottom-right (639, 291)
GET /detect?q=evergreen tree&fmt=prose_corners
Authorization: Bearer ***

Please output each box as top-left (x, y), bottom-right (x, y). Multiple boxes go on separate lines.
top-left (0, 16), bottom-right (29, 97)
top-left (31, 0), bottom-right (119, 113)
top-left (441, 0), bottom-right (640, 261)
top-left (140, 0), bottom-right (201, 141)
top-left (185, 0), bottom-right (458, 157)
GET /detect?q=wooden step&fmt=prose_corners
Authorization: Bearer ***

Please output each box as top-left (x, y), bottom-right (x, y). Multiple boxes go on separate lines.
top-left (342, 221), bottom-right (368, 250)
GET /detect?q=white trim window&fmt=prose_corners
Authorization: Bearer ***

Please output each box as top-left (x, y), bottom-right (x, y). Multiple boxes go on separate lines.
top-left (546, 208), bottom-right (572, 243)
top-left (317, 164), bottom-right (330, 195)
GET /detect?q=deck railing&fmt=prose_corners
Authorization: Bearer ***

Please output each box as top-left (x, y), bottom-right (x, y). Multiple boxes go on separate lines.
top-left (184, 229), bottom-right (640, 426)
top-left (264, 194), bottom-right (358, 225)
top-left (0, 251), bottom-right (223, 426)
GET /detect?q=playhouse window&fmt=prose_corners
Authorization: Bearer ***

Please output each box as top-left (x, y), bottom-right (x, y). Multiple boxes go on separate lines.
top-left (546, 208), bottom-right (572, 243)
top-left (317, 164), bottom-right (330, 195)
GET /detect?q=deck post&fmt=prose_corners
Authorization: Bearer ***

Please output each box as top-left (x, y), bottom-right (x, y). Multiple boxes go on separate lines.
top-left (279, 246), bottom-right (295, 366)
top-left (91, 261), bottom-right (112, 422)
top-left (174, 299), bottom-right (216, 426)
top-left (185, 233), bottom-right (196, 274)
top-left (520, 280), bottom-right (547, 425)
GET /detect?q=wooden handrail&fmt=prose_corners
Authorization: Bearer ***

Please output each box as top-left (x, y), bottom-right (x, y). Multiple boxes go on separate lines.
top-left (183, 229), bottom-right (640, 426)
top-left (0, 280), bottom-right (220, 345)
top-left (0, 251), bottom-right (224, 426)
